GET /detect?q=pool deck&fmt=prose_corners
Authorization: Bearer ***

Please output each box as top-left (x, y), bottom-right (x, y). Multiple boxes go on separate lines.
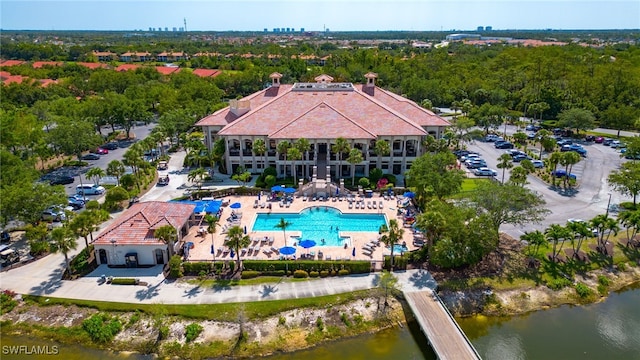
top-left (182, 194), bottom-right (418, 266)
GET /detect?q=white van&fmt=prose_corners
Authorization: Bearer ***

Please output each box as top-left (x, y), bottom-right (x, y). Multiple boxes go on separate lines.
top-left (76, 184), bottom-right (106, 195)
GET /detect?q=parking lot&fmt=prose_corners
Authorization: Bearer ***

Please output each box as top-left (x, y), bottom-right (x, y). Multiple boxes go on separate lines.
top-left (465, 125), bottom-right (629, 238)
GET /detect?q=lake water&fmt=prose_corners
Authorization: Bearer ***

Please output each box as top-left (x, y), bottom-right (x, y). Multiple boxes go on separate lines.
top-left (3, 284), bottom-right (639, 359)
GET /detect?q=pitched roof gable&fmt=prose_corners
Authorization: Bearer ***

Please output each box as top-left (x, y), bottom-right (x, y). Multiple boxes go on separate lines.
top-left (269, 102), bottom-right (376, 139)
top-left (93, 201), bottom-right (194, 246)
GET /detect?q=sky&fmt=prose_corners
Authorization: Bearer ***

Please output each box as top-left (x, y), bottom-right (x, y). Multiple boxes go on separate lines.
top-left (1, 0), bottom-right (639, 32)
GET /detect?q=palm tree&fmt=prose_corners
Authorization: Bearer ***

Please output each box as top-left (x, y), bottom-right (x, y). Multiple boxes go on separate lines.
top-left (566, 220), bottom-right (591, 259)
top-left (520, 230), bottom-right (547, 259)
top-left (560, 151), bottom-right (581, 189)
top-left (204, 214), bottom-right (219, 262)
top-left (415, 209), bottom-right (446, 249)
top-left (225, 225), bottom-right (251, 273)
top-left (619, 209), bottom-right (640, 245)
top-left (548, 151), bottom-right (563, 187)
top-left (545, 224), bottom-right (570, 262)
top-left (590, 214), bottom-right (619, 255)
top-left (294, 138), bottom-right (310, 180)
top-left (287, 147), bottom-right (302, 185)
top-left (50, 226), bottom-right (78, 277)
top-left (509, 166), bottom-right (529, 187)
top-left (536, 129), bottom-right (552, 159)
top-left (85, 167), bottom-right (105, 186)
top-left (106, 160), bottom-right (126, 186)
top-left (252, 138), bottom-right (267, 172)
top-left (275, 217), bottom-right (292, 243)
top-left (188, 167), bottom-right (208, 191)
top-left (331, 137), bottom-right (350, 179)
top-left (276, 141), bottom-right (291, 179)
top-left (155, 225), bottom-right (178, 258)
top-left (347, 148), bottom-right (364, 186)
top-left (374, 139), bottom-right (390, 171)
top-left (69, 210), bottom-right (105, 249)
top-left (497, 153), bottom-right (513, 184)
top-left (379, 219), bottom-right (404, 270)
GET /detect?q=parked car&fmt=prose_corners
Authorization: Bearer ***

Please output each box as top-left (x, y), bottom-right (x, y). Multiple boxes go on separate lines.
top-left (157, 161), bottom-right (168, 170)
top-left (67, 196), bottom-right (85, 210)
top-left (49, 175), bottom-right (74, 185)
top-left (525, 124), bottom-right (536, 131)
top-left (552, 169), bottom-right (577, 180)
top-left (495, 141), bottom-right (514, 149)
top-left (602, 138), bottom-right (614, 146)
top-left (484, 134), bottom-right (503, 142)
top-left (466, 160), bottom-right (487, 169)
top-left (101, 142), bottom-right (119, 150)
top-left (90, 147), bottom-right (109, 155)
top-left (81, 153), bottom-right (101, 160)
top-left (474, 167), bottom-right (497, 176)
top-left (531, 160), bottom-right (545, 168)
top-left (527, 132), bottom-right (537, 140)
top-left (561, 144), bottom-right (587, 156)
top-left (594, 136), bottom-right (604, 143)
top-left (557, 139), bottom-right (573, 147)
top-left (76, 184), bottom-right (106, 195)
top-left (610, 140), bottom-right (624, 149)
top-left (585, 135), bottom-right (595, 142)
top-left (513, 154), bottom-right (532, 162)
top-left (42, 205), bottom-right (72, 222)
top-left (461, 153), bottom-right (481, 162)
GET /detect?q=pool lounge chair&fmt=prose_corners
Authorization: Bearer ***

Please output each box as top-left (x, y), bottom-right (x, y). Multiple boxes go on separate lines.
top-left (260, 202), bottom-right (266, 208)
top-left (348, 202), bottom-right (353, 209)
top-left (303, 193), bottom-right (308, 201)
top-left (285, 201), bottom-right (290, 208)
top-left (312, 195), bottom-right (317, 201)
top-left (379, 201), bottom-right (383, 209)
top-left (372, 201), bottom-right (377, 209)
top-left (253, 200), bottom-right (258, 208)
top-left (362, 248), bottom-right (372, 256)
top-left (271, 246), bottom-right (279, 254)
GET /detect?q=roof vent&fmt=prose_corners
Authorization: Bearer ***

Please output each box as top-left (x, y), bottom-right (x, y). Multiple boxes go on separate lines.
top-left (230, 99), bottom-right (251, 116)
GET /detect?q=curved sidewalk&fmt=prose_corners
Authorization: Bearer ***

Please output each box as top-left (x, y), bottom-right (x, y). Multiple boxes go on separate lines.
top-left (1, 262), bottom-right (436, 305)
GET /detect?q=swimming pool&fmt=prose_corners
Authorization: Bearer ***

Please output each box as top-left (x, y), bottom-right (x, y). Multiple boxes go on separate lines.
top-left (252, 206), bottom-right (387, 246)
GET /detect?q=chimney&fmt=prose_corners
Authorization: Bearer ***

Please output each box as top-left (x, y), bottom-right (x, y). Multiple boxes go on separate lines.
top-left (363, 72), bottom-right (378, 96)
top-left (269, 72), bottom-right (283, 87)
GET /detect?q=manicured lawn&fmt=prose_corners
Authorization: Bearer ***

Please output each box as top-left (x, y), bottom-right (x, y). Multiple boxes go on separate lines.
top-left (22, 289), bottom-right (374, 322)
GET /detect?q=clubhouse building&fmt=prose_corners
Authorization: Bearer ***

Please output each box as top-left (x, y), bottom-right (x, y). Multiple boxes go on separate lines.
top-left (195, 73), bottom-right (450, 179)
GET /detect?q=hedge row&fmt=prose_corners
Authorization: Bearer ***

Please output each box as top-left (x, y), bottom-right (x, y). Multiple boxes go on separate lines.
top-left (111, 278), bottom-right (138, 285)
top-left (242, 260), bottom-right (371, 274)
top-left (182, 262), bottom-right (224, 275)
top-left (383, 255), bottom-right (408, 270)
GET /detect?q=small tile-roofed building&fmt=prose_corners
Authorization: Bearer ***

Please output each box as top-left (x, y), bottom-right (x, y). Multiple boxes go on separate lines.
top-left (32, 61), bottom-right (63, 69)
top-left (195, 72), bottom-right (450, 178)
top-left (93, 201), bottom-right (196, 266)
top-left (155, 66), bottom-right (181, 75)
top-left (120, 52), bottom-right (151, 62)
top-left (0, 60), bottom-right (26, 67)
top-left (157, 51), bottom-right (187, 62)
top-left (192, 68), bottom-right (221, 78)
top-left (116, 64), bottom-right (141, 72)
top-left (77, 62), bottom-right (109, 70)
top-left (92, 51), bottom-right (117, 62)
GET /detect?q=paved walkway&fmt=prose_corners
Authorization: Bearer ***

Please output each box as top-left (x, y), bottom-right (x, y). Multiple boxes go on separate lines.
top-left (1, 261), bottom-right (435, 305)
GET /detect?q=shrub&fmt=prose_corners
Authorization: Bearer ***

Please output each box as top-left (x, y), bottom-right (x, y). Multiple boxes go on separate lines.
top-left (293, 270), bottom-right (309, 278)
top-left (0, 290), bottom-right (18, 314)
top-left (262, 270), bottom-right (286, 276)
top-left (315, 316), bottom-right (324, 330)
top-left (158, 325), bottom-right (169, 340)
top-left (358, 177), bottom-right (370, 188)
top-left (309, 271), bottom-right (319, 278)
top-left (382, 174), bottom-right (397, 186)
top-left (574, 282), bottom-right (593, 298)
top-left (265, 175), bottom-right (276, 188)
top-left (340, 313), bottom-right (351, 327)
top-left (338, 269), bottom-right (350, 276)
top-left (185, 323), bottom-right (204, 343)
top-left (241, 270), bottom-right (260, 279)
top-left (369, 168), bottom-right (383, 186)
top-left (619, 202), bottom-right (637, 211)
top-left (111, 278), bottom-right (138, 285)
top-left (597, 275), bottom-right (610, 287)
top-left (82, 313), bottom-right (123, 343)
top-left (278, 316), bottom-right (286, 326)
top-left (546, 277), bottom-right (572, 290)
top-left (128, 312), bottom-right (141, 327)
top-left (263, 166), bottom-right (277, 178)
top-left (169, 255), bottom-right (183, 278)
top-left (597, 284), bottom-right (608, 296)
top-left (183, 262), bottom-right (212, 276)
top-left (320, 270), bottom-right (329, 278)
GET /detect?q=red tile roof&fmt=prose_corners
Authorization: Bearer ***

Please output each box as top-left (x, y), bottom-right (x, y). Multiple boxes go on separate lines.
top-left (0, 60), bottom-right (26, 67)
top-left (32, 61), bottom-right (63, 68)
top-left (155, 66), bottom-right (181, 75)
top-left (93, 201), bottom-right (195, 246)
top-left (39, 79), bottom-right (59, 87)
top-left (77, 62), bottom-right (109, 69)
top-left (2, 75), bottom-right (26, 85)
top-left (197, 78), bottom-right (449, 139)
top-left (192, 68), bottom-right (221, 78)
top-left (93, 51), bottom-right (116, 56)
top-left (116, 64), bottom-right (141, 72)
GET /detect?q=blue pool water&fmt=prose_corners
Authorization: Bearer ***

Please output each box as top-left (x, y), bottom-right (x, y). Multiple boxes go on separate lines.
top-left (252, 206), bottom-right (387, 246)
top-left (392, 244), bottom-right (409, 254)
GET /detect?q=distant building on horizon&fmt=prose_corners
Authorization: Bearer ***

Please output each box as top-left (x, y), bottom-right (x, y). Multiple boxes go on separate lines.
top-left (477, 26), bottom-right (484, 31)
top-left (486, 26), bottom-right (493, 31)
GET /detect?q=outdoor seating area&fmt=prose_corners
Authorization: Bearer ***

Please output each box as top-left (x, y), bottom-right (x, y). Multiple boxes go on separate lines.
top-left (179, 188), bottom-right (418, 264)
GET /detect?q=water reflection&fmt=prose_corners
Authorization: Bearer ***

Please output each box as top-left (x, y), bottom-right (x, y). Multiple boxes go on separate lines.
top-left (459, 283), bottom-right (640, 360)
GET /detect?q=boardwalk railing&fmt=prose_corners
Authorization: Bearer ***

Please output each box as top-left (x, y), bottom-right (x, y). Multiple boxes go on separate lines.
top-left (431, 291), bottom-right (483, 360)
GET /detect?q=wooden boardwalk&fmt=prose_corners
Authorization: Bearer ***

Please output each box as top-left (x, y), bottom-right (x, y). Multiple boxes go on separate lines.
top-left (404, 290), bottom-right (481, 360)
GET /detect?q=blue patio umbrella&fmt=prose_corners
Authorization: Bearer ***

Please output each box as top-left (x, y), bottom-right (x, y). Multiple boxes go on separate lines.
top-left (299, 239), bottom-right (316, 249)
top-left (244, 225), bottom-right (247, 234)
top-left (230, 202), bottom-right (241, 209)
top-left (336, 188), bottom-right (339, 196)
top-left (271, 185), bottom-right (284, 192)
top-left (352, 247), bottom-right (356, 257)
top-left (283, 187), bottom-right (296, 194)
top-left (280, 246), bottom-right (296, 255)
top-left (403, 191), bottom-right (416, 198)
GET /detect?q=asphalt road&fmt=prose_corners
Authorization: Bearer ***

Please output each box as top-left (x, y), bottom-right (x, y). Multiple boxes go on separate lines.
top-left (465, 126), bottom-right (630, 239)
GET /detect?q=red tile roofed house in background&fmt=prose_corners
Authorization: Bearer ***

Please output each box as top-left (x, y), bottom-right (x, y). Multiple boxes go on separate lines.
top-left (92, 51), bottom-right (117, 62)
top-left (155, 66), bottom-right (181, 76)
top-left (116, 64), bottom-right (141, 72)
top-left (77, 62), bottom-right (109, 70)
top-left (157, 51), bottom-right (187, 62)
top-left (0, 60), bottom-right (26, 67)
top-left (120, 52), bottom-right (152, 62)
top-left (192, 69), bottom-right (222, 78)
top-left (92, 201), bottom-right (196, 266)
top-left (32, 61), bottom-right (63, 69)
